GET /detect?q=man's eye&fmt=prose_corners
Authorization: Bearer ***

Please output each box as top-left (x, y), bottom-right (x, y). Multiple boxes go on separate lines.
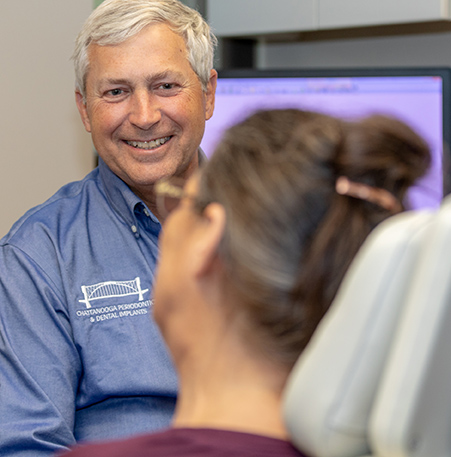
top-left (155, 83), bottom-right (181, 97)
top-left (108, 88), bottom-right (123, 96)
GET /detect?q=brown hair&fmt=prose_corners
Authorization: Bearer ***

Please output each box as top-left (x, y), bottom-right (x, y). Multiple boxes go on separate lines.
top-left (197, 109), bottom-right (430, 367)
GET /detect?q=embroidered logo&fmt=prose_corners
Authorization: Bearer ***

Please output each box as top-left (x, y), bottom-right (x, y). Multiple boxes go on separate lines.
top-left (79, 277), bottom-right (149, 309)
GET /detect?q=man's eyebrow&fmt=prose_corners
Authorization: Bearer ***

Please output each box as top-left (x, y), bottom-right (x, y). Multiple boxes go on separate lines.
top-left (98, 78), bottom-right (131, 87)
top-left (98, 71), bottom-right (186, 87)
top-left (145, 71), bottom-right (185, 84)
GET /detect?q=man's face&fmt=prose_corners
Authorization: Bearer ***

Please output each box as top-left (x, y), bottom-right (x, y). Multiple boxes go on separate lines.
top-left (76, 23), bottom-right (216, 200)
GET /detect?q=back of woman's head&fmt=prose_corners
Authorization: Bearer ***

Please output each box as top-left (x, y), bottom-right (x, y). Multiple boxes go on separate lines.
top-left (197, 109), bottom-right (430, 368)
top-left (338, 114), bottom-right (430, 204)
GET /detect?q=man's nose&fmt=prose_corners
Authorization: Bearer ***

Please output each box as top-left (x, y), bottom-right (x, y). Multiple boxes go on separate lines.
top-left (129, 90), bottom-right (162, 129)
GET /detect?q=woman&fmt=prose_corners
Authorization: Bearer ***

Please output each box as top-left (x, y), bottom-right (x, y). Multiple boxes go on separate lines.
top-left (61, 109), bottom-right (429, 456)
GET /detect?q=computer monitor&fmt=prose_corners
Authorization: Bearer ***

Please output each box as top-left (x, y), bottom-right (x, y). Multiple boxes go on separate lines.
top-left (201, 68), bottom-right (451, 210)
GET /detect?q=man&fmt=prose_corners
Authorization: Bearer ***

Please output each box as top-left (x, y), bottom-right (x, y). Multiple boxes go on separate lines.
top-left (0, 1), bottom-right (217, 455)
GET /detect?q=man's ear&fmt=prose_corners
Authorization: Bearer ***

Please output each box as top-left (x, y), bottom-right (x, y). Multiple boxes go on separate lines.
top-left (204, 69), bottom-right (217, 121)
top-left (193, 202), bottom-right (225, 279)
top-left (75, 90), bottom-right (92, 133)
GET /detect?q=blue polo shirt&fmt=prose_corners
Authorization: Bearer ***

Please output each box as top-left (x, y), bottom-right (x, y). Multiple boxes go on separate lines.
top-left (0, 158), bottom-right (178, 456)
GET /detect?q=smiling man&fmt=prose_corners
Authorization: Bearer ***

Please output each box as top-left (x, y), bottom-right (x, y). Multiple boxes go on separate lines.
top-left (75, 18), bottom-right (216, 219)
top-left (0, 1), bottom-right (217, 456)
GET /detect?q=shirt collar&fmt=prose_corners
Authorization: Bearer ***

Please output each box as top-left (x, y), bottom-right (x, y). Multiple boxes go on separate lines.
top-left (98, 149), bottom-right (207, 232)
top-left (98, 157), bottom-right (144, 232)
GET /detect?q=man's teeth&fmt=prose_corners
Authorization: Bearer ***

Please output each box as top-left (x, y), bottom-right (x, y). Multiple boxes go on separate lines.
top-left (127, 136), bottom-right (171, 150)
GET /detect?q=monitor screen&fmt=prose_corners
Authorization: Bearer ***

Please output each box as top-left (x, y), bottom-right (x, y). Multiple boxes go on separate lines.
top-left (201, 68), bottom-right (451, 210)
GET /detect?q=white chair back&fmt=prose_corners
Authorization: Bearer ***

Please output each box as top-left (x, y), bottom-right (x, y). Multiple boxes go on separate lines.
top-left (283, 209), bottom-right (435, 457)
top-left (369, 196), bottom-right (451, 457)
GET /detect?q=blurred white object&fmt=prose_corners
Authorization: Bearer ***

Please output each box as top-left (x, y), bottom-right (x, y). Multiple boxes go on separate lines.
top-left (283, 196), bottom-right (451, 457)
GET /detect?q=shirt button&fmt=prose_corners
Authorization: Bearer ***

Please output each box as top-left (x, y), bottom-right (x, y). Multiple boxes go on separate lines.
top-left (144, 208), bottom-right (150, 217)
top-left (131, 225), bottom-right (138, 233)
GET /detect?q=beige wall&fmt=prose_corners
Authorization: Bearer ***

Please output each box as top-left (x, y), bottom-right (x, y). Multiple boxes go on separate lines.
top-left (0, 0), bottom-right (94, 237)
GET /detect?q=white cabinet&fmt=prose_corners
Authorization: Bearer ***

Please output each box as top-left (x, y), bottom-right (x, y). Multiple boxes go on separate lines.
top-left (208, 0), bottom-right (450, 37)
top-left (207, 0), bottom-right (316, 36)
top-left (319, 0), bottom-right (449, 29)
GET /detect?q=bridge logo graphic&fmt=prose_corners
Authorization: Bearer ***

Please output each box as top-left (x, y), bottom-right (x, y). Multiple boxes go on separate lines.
top-left (79, 277), bottom-right (149, 309)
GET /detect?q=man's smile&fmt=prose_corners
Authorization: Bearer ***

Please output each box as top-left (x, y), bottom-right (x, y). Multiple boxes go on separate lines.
top-left (125, 136), bottom-right (172, 150)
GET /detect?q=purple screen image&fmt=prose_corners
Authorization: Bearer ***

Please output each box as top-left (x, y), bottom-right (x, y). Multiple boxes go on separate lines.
top-left (201, 75), bottom-right (446, 210)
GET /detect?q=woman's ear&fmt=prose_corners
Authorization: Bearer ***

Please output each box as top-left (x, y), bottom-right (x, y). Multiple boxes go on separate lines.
top-left (192, 203), bottom-right (226, 279)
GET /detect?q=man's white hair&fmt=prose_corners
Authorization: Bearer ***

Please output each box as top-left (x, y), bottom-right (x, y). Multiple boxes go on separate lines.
top-left (72, 0), bottom-right (217, 99)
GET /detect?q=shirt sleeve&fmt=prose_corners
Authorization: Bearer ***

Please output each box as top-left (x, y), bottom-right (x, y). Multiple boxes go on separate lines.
top-left (0, 244), bottom-right (81, 456)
